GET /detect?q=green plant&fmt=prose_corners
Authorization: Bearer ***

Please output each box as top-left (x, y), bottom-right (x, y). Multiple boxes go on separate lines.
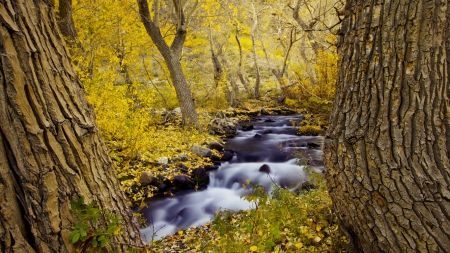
top-left (204, 178), bottom-right (346, 253)
top-left (69, 197), bottom-right (126, 253)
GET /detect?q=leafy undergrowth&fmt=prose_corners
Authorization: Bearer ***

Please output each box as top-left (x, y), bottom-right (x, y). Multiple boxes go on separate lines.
top-left (150, 180), bottom-right (346, 253)
top-left (109, 121), bottom-right (219, 205)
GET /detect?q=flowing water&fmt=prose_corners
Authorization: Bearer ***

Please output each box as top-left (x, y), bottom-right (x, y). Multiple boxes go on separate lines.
top-left (138, 114), bottom-right (324, 242)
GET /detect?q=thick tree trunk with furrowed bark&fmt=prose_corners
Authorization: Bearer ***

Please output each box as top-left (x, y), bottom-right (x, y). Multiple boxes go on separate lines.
top-left (324, 0), bottom-right (450, 252)
top-left (0, 1), bottom-right (144, 252)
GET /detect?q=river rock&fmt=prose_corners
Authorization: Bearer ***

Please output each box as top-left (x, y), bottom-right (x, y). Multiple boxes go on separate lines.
top-left (139, 171), bottom-right (156, 185)
top-left (207, 114), bottom-right (238, 136)
top-left (178, 163), bottom-right (189, 173)
top-left (241, 125), bottom-right (254, 131)
top-left (262, 129), bottom-right (273, 134)
top-left (210, 154), bottom-right (221, 162)
top-left (191, 145), bottom-right (212, 157)
top-left (225, 129), bottom-right (237, 138)
top-left (259, 164), bottom-right (271, 174)
top-left (173, 175), bottom-right (195, 189)
top-left (307, 142), bottom-right (321, 149)
top-left (221, 150), bottom-right (234, 161)
top-left (191, 168), bottom-right (209, 187)
top-left (253, 134), bottom-right (262, 139)
top-left (208, 141), bottom-right (224, 151)
top-left (204, 165), bottom-right (219, 171)
top-left (264, 119), bottom-right (275, 122)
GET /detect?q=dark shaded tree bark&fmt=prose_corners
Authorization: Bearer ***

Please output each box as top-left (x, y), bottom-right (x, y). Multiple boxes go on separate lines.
top-left (56, 0), bottom-right (78, 46)
top-left (0, 1), bottom-right (144, 252)
top-left (324, 0), bottom-right (450, 252)
top-left (137, 0), bottom-right (199, 127)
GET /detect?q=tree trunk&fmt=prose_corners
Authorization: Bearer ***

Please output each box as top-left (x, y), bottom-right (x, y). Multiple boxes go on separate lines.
top-left (137, 0), bottom-right (199, 127)
top-left (235, 28), bottom-right (250, 93)
top-left (0, 1), bottom-right (144, 252)
top-left (324, 0), bottom-right (450, 252)
top-left (251, 35), bottom-right (261, 100)
top-left (57, 0), bottom-right (79, 46)
top-left (250, 2), bottom-right (260, 100)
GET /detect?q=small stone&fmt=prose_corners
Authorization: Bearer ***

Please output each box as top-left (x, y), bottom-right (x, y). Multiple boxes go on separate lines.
top-left (307, 142), bottom-right (320, 149)
top-left (178, 154), bottom-right (188, 161)
top-left (241, 125), bottom-right (254, 131)
top-left (204, 165), bottom-right (219, 171)
top-left (173, 107), bottom-right (182, 114)
top-left (158, 157), bottom-right (169, 164)
top-left (208, 141), bottom-right (224, 151)
top-left (191, 168), bottom-right (210, 186)
top-left (178, 163), bottom-right (189, 172)
top-left (259, 164), bottom-right (271, 174)
top-left (139, 171), bottom-right (156, 185)
top-left (191, 145), bottom-right (212, 157)
top-left (221, 150), bottom-right (234, 161)
top-left (173, 175), bottom-right (195, 186)
top-left (253, 134), bottom-right (262, 139)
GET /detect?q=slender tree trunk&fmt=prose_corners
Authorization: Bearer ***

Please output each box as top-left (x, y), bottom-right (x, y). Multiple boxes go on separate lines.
top-left (324, 0), bottom-right (450, 252)
top-left (235, 28), bottom-right (250, 93)
top-left (137, 0), bottom-right (199, 127)
top-left (251, 34), bottom-right (261, 100)
top-left (0, 1), bottom-right (144, 252)
top-left (250, 2), bottom-right (261, 100)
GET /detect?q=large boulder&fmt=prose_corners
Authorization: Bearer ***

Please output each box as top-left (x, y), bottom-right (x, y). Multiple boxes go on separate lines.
top-left (191, 145), bottom-right (212, 157)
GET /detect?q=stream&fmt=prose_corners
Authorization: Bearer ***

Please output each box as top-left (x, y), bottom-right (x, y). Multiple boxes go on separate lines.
top-left (138, 114), bottom-right (324, 242)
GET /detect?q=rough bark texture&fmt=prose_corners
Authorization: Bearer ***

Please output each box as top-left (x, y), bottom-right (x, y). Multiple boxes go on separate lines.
top-left (324, 0), bottom-right (450, 252)
top-left (137, 0), bottom-right (199, 127)
top-left (56, 0), bottom-right (78, 45)
top-left (0, 1), bottom-right (144, 252)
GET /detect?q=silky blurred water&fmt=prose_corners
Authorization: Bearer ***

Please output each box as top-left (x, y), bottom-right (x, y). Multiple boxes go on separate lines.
top-left (138, 114), bottom-right (324, 242)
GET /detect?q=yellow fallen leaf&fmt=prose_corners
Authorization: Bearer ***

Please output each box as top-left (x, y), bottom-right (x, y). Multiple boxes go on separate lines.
top-left (250, 245), bottom-right (258, 251)
top-left (295, 242), bottom-right (303, 248)
top-left (178, 230), bottom-right (183, 235)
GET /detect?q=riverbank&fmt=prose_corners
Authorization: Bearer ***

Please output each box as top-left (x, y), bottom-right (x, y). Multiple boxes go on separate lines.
top-left (147, 183), bottom-right (346, 253)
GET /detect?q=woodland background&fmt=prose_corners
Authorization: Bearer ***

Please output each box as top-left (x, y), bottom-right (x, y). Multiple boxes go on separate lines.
top-left (57, 0), bottom-right (340, 204)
